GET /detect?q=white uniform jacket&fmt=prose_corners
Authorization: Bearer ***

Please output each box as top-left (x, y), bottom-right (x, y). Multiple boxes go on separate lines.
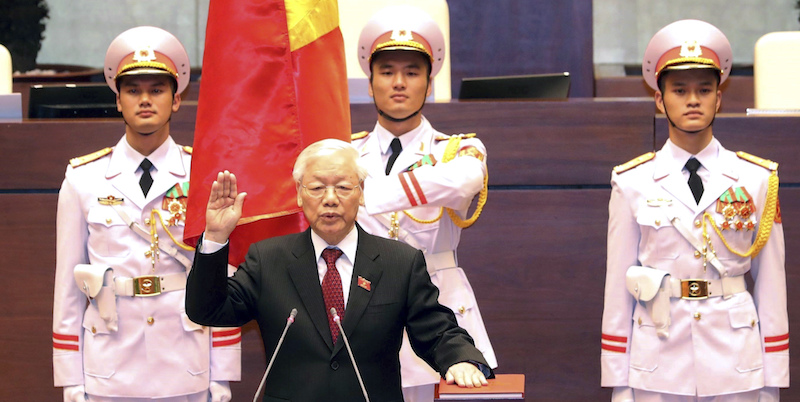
top-left (601, 138), bottom-right (788, 396)
top-left (353, 117), bottom-right (497, 387)
top-left (52, 136), bottom-right (241, 398)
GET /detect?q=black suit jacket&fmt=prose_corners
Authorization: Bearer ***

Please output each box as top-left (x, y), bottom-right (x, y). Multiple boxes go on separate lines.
top-left (186, 225), bottom-right (489, 401)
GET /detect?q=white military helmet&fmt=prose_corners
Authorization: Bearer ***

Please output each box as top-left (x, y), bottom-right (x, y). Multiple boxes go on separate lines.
top-left (104, 26), bottom-right (191, 94)
top-left (357, 5), bottom-right (445, 78)
top-left (642, 19), bottom-right (732, 91)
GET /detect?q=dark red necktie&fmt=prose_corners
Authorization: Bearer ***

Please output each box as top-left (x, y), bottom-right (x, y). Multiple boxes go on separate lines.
top-left (321, 248), bottom-right (345, 344)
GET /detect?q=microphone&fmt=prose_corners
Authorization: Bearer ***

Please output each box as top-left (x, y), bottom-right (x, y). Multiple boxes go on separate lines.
top-left (253, 308), bottom-right (298, 402)
top-left (330, 307), bottom-right (370, 402)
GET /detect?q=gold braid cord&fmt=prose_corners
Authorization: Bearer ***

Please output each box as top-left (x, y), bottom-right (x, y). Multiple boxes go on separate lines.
top-left (402, 136), bottom-right (488, 228)
top-left (151, 209), bottom-right (196, 252)
top-left (702, 171), bottom-right (779, 258)
top-left (403, 207), bottom-right (444, 224)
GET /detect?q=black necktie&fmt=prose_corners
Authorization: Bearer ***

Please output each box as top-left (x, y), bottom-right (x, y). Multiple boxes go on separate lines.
top-left (139, 158), bottom-right (154, 197)
top-left (385, 138), bottom-right (402, 175)
top-left (685, 158), bottom-right (703, 204)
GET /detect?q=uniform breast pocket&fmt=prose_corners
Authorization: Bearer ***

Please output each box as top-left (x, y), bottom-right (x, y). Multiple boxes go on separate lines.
top-left (636, 210), bottom-right (678, 260)
top-left (399, 210), bottom-right (439, 248)
top-left (728, 302), bottom-right (764, 373)
top-left (710, 212), bottom-right (754, 272)
top-left (629, 303), bottom-right (660, 372)
top-left (82, 307), bottom-right (115, 379)
top-left (87, 207), bottom-right (131, 257)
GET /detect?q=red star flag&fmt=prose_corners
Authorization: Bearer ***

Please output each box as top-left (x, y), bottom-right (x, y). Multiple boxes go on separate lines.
top-left (185, 0), bottom-right (351, 265)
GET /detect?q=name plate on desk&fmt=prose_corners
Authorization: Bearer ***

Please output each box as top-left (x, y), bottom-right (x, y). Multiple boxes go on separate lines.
top-left (435, 374), bottom-right (525, 400)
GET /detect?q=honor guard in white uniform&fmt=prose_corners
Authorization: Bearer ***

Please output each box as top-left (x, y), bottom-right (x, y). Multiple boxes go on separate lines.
top-left (600, 20), bottom-right (788, 402)
top-left (352, 6), bottom-right (497, 401)
top-left (52, 27), bottom-right (240, 402)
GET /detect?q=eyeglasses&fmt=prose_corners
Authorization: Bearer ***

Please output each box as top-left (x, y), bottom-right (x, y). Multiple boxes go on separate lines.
top-left (301, 183), bottom-right (361, 198)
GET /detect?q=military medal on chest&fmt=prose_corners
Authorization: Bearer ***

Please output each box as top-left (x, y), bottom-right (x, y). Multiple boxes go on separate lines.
top-left (143, 182), bottom-right (195, 271)
top-left (716, 186), bottom-right (756, 231)
top-left (162, 182), bottom-right (189, 226)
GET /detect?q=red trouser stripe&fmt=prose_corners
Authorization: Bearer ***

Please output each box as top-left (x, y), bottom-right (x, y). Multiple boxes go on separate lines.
top-left (601, 333), bottom-right (627, 343)
top-left (213, 328), bottom-right (242, 337)
top-left (765, 333), bottom-right (790, 342)
top-left (213, 335), bottom-right (242, 348)
top-left (53, 342), bottom-right (79, 351)
top-left (766, 343), bottom-right (789, 353)
top-left (53, 333), bottom-right (79, 342)
top-left (601, 343), bottom-right (626, 353)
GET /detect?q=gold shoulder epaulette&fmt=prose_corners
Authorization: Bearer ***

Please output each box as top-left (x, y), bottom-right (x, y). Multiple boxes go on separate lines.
top-left (434, 132), bottom-right (477, 142)
top-left (613, 152), bottom-right (656, 174)
top-left (69, 147), bottom-right (113, 168)
top-left (351, 131), bottom-right (369, 140)
top-left (182, 145), bottom-right (193, 154)
top-left (737, 151), bottom-right (778, 171)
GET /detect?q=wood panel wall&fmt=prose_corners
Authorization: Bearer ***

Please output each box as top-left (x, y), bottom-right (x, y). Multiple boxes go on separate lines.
top-left (448, 0), bottom-right (594, 98)
top-left (2, 100), bottom-right (798, 401)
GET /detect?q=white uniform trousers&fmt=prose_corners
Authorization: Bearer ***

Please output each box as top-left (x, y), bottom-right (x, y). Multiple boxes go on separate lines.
top-left (633, 389), bottom-right (762, 402)
top-left (88, 391), bottom-right (206, 402)
top-left (402, 384), bottom-right (435, 402)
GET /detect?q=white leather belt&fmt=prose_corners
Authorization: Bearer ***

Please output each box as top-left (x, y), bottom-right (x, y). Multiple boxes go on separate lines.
top-left (425, 251), bottom-right (457, 275)
top-left (114, 273), bottom-right (187, 297)
top-left (668, 275), bottom-right (746, 300)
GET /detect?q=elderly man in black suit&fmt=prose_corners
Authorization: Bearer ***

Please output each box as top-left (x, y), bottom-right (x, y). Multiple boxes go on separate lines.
top-left (186, 139), bottom-right (491, 401)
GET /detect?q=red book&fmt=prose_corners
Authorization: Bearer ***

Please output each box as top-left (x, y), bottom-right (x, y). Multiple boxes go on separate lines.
top-left (435, 374), bottom-right (525, 400)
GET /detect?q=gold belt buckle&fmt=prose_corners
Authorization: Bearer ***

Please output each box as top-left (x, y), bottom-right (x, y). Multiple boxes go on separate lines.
top-left (133, 275), bottom-right (161, 296)
top-left (681, 279), bottom-right (709, 300)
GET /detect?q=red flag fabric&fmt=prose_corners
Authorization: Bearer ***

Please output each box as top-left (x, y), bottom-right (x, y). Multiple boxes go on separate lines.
top-left (185, 0), bottom-right (351, 265)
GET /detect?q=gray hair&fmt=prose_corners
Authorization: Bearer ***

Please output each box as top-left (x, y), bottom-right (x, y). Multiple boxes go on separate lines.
top-left (292, 138), bottom-right (368, 183)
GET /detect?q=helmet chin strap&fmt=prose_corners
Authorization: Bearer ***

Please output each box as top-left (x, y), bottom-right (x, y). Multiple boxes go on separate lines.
top-left (663, 108), bottom-right (715, 134)
top-left (376, 104), bottom-right (424, 123)
top-left (373, 81), bottom-right (429, 123)
top-left (122, 114), bottom-right (173, 136)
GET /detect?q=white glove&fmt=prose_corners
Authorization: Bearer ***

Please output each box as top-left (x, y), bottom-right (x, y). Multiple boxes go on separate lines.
top-left (63, 385), bottom-right (87, 402)
top-left (759, 387), bottom-right (780, 402)
top-left (209, 380), bottom-right (232, 402)
top-left (611, 386), bottom-right (634, 402)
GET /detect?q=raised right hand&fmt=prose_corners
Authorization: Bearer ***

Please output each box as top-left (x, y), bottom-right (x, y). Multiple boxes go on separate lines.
top-left (205, 170), bottom-right (247, 244)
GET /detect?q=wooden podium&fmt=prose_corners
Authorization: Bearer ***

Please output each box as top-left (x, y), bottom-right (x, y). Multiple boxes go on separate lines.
top-left (435, 374), bottom-right (525, 400)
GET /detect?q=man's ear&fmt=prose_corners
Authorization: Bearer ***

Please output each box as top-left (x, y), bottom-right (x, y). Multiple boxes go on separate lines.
top-left (116, 94), bottom-right (122, 112)
top-left (654, 90), bottom-right (665, 114)
top-left (172, 93), bottom-right (182, 112)
top-left (426, 77), bottom-right (433, 98)
top-left (296, 183), bottom-right (303, 208)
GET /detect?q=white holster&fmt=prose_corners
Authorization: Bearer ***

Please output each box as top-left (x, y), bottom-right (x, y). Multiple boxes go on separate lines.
top-left (74, 264), bottom-right (118, 332)
top-left (626, 265), bottom-right (671, 339)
